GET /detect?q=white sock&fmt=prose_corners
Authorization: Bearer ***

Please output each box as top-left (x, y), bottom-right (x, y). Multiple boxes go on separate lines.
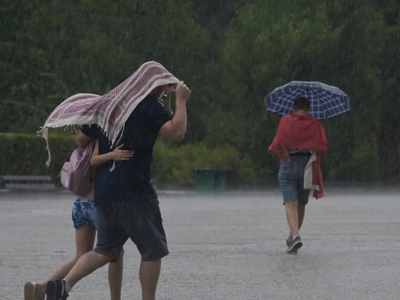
top-left (63, 279), bottom-right (71, 294)
top-left (292, 235), bottom-right (299, 240)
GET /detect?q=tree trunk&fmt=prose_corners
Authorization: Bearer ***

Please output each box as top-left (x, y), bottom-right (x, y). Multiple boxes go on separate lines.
top-left (377, 123), bottom-right (400, 183)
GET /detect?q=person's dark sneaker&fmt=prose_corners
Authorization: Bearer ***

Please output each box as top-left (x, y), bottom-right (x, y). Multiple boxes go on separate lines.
top-left (286, 236), bottom-right (302, 254)
top-left (286, 237), bottom-right (298, 254)
top-left (46, 279), bottom-right (69, 300)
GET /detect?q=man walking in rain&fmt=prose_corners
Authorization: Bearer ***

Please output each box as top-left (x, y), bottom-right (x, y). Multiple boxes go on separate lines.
top-left (268, 97), bottom-right (327, 254)
top-left (40, 62), bottom-right (191, 300)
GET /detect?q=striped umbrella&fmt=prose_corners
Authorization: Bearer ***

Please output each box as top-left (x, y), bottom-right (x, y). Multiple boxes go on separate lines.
top-left (264, 81), bottom-right (350, 119)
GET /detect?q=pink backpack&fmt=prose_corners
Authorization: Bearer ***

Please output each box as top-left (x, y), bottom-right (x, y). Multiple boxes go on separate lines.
top-left (60, 142), bottom-right (94, 195)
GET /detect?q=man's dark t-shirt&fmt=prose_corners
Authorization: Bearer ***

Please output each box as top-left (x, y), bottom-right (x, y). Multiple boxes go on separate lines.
top-left (81, 95), bottom-right (171, 203)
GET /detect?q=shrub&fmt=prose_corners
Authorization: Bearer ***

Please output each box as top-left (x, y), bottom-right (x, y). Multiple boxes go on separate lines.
top-left (325, 139), bottom-right (380, 183)
top-left (0, 132), bottom-right (76, 185)
top-left (152, 139), bottom-right (255, 189)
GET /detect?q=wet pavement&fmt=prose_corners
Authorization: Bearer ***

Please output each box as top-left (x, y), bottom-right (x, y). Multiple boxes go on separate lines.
top-left (1, 187), bottom-right (400, 299)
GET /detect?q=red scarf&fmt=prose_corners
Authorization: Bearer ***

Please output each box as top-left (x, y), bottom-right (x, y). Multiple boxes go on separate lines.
top-left (269, 113), bottom-right (327, 160)
top-left (269, 113), bottom-right (327, 199)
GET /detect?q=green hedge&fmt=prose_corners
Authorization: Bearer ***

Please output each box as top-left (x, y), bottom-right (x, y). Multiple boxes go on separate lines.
top-left (0, 132), bottom-right (385, 189)
top-left (0, 133), bottom-right (255, 189)
top-left (323, 139), bottom-right (381, 183)
top-left (0, 132), bottom-right (77, 185)
top-left (1, 132), bottom-right (387, 190)
top-left (153, 139), bottom-right (255, 189)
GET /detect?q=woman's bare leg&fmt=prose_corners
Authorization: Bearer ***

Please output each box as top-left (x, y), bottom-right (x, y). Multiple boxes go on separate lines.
top-left (41, 224), bottom-right (96, 294)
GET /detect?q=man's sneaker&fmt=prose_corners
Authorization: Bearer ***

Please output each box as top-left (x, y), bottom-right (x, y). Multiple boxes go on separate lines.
top-left (286, 236), bottom-right (298, 254)
top-left (24, 281), bottom-right (44, 300)
top-left (46, 279), bottom-right (69, 300)
top-left (286, 236), bottom-right (302, 254)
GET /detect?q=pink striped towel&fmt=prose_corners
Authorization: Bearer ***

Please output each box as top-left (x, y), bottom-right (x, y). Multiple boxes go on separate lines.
top-left (37, 61), bottom-right (179, 166)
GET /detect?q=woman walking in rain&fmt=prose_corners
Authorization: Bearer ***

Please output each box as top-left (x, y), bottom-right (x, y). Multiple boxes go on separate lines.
top-left (24, 128), bottom-right (133, 300)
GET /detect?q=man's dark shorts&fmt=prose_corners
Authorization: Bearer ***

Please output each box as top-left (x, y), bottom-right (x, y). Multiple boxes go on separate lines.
top-left (94, 194), bottom-right (169, 262)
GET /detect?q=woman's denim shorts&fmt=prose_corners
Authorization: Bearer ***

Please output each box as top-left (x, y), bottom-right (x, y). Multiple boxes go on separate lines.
top-left (278, 155), bottom-right (310, 205)
top-left (71, 195), bottom-right (98, 229)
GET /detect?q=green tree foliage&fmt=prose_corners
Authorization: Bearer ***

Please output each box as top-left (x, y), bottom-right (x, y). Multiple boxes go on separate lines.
top-left (3, 0), bottom-right (400, 186)
top-left (374, 1), bottom-right (400, 182)
top-left (1, 0), bottom-right (211, 141)
top-left (209, 0), bottom-right (344, 183)
top-left (210, 0), bottom-right (400, 184)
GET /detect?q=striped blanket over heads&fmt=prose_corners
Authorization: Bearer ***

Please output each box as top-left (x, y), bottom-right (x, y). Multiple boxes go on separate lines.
top-left (37, 61), bottom-right (180, 166)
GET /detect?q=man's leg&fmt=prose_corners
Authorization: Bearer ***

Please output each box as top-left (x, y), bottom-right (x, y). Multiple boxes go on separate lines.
top-left (285, 200), bottom-right (299, 238)
top-left (285, 201), bottom-right (304, 254)
top-left (139, 259), bottom-right (162, 300)
top-left (108, 249), bottom-right (124, 300)
top-left (298, 204), bottom-right (305, 231)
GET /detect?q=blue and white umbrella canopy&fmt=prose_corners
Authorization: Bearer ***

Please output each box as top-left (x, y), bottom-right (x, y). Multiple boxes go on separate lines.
top-left (264, 81), bottom-right (350, 119)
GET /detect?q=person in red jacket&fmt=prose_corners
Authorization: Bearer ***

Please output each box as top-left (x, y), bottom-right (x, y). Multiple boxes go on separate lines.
top-left (269, 97), bottom-right (327, 254)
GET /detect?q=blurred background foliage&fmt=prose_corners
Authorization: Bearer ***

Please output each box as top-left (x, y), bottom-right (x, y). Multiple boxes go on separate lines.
top-left (1, 0), bottom-right (400, 188)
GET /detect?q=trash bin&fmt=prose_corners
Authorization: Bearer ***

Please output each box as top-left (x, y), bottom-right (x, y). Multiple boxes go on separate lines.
top-left (193, 168), bottom-right (228, 193)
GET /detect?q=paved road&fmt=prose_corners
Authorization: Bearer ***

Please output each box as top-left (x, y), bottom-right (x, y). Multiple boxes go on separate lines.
top-left (1, 187), bottom-right (399, 299)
